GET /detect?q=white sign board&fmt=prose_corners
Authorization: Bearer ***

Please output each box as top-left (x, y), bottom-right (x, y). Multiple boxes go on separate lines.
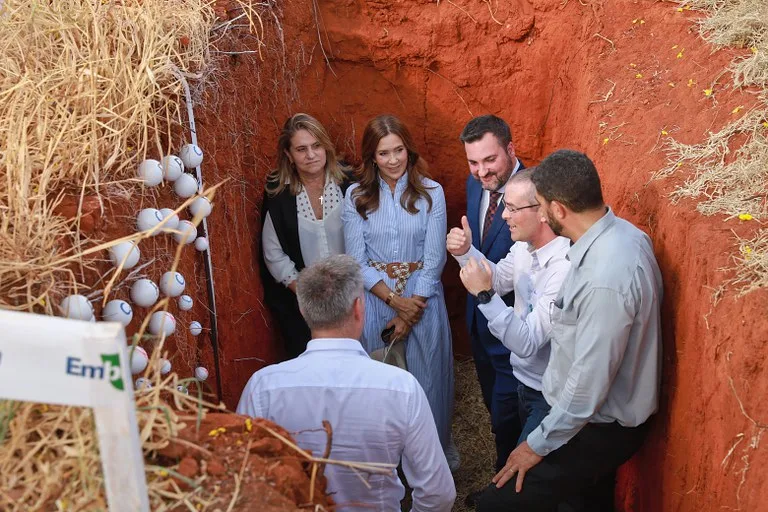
top-left (0, 309), bottom-right (149, 511)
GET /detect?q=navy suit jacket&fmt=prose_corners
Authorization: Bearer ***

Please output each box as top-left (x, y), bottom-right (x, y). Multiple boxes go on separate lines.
top-left (464, 165), bottom-right (522, 356)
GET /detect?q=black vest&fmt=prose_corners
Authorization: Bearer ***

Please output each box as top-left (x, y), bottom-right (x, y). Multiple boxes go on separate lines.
top-left (259, 177), bottom-right (353, 287)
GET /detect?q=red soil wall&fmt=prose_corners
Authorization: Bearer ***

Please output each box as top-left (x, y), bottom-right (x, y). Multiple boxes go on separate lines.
top-left (197, 0), bottom-right (768, 510)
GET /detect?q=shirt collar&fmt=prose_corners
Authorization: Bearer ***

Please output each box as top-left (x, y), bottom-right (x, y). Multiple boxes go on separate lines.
top-left (528, 236), bottom-right (571, 268)
top-left (378, 171), bottom-right (409, 191)
top-left (493, 159), bottom-right (522, 194)
top-left (567, 207), bottom-right (615, 268)
top-left (301, 337), bottom-right (370, 357)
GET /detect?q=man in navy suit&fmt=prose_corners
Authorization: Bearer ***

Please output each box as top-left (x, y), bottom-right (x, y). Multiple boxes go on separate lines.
top-left (447, 115), bottom-right (523, 503)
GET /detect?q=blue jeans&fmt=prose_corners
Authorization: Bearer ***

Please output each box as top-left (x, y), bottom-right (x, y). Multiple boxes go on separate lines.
top-left (516, 383), bottom-right (551, 446)
top-left (471, 332), bottom-right (522, 471)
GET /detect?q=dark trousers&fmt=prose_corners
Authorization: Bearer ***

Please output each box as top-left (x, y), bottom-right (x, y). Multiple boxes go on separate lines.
top-left (517, 383), bottom-right (551, 446)
top-left (477, 421), bottom-right (650, 512)
top-left (471, 330), bottom-right (522, 471)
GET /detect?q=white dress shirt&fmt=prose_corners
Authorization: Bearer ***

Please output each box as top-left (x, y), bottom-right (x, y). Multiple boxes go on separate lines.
top-left (477, 159), bottom-right (521, 240)
top-left (236, 338), bottom-right (456, 512)
top-left (454, 236), bottom-right (571, 390)
top-left (526, 209), bottom-right (663, 456)
top-left (262, 177), bottom-right (345, 286)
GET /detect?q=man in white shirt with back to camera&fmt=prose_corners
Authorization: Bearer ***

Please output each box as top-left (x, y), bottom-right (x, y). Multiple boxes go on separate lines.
top-left (237, 254), bottom-right (456, 512)
top-left (448, 168), bottom-right (571, 451)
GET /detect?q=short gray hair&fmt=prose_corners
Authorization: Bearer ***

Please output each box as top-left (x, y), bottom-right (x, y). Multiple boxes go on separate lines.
top-left (508, 168), bottom-right (537, 204)
top-left (296, 255), bottom-right (364, 330)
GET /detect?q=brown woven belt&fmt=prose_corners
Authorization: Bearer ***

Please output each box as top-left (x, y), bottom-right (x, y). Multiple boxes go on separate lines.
top-left (368, 260), bottom-right (423, 295)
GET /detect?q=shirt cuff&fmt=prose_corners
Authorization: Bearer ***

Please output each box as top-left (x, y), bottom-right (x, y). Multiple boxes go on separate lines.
top-left (362, 265), bottom-right (386, 291)
top-left (280, 270), bottom-right (299, 287)
top-left (526, 425), bottom-right (557, 456)
top-left (452, 245), bottom-right (482, 267)
top-left (477, 293), bottom-right (507, 322)
top-left (412, 278), bottom-right (436, 298)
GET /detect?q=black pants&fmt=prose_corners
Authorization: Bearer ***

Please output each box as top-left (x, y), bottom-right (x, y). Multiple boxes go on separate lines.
top-left (477, 421), bottom-right (650, 512)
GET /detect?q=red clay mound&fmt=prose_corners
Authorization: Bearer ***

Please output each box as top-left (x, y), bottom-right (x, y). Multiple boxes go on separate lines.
top-left (155, 412), bottom-right (334, 511)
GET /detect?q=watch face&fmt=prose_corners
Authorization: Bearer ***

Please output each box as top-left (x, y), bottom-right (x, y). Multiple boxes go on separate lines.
top-left (478, 290), bottom-right (491, 304)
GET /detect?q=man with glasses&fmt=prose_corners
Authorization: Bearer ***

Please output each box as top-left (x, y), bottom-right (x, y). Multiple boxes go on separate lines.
top-left (451, 169), bottom-right (570, 464)
top-left (447, 116), bottom-right (524, 505)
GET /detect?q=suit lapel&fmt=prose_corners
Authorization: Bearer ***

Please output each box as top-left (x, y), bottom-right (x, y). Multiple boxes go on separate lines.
top-left (467, 178), bottom-right (482, 250)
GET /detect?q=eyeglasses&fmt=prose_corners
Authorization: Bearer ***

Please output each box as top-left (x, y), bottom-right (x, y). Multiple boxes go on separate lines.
top-left (503, 203), bottom-right (540, 214)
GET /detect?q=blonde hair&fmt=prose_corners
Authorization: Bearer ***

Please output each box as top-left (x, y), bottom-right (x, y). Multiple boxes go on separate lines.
top-left (266, 113), bottom-right (346, 196)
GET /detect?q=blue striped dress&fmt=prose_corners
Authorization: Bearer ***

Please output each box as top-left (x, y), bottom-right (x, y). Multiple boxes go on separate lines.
top-left (343, 173), bottom-right (454, 447)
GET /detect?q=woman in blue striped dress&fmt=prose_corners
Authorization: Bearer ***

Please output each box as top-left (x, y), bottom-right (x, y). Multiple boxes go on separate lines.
top-left (343, 115), bottom-right (456, 464)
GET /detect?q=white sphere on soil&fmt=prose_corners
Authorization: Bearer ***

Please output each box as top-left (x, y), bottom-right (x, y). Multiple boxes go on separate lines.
top-left (176, 384), bottom-right (189, 395)
top-left (194, 237), bottom-right (209, 252)
top-left (130, 279), bottom-right (159, 308)
top-left (162, 155), bottom-right (184, 182)
top-left (189, 321), bottom-right (203, 336)
top-left (102, 299), bottom-right (133, 326)
top-left (179, 144), bottom-right (204, 169)
top-left (109, 241), bottom-right (140, 269)
top-left (159, 358), bottom-right (172, 375)
top-left (159, 208), bottom-right (180, 232)
top-left (134, 377), bottom-right (152, 390)
top-left (173, 173), bottom-right (199, 198)
top-left (173, 220), bottom-right (197, 244)
top-left (136, 208), bottom-right (164, 235)
top-left (194, 366), bottom-right (209, 381)
top-left (148, 311), bottom-right (176, 337)
top-left (178, 295), bottom-right (193, 311)
top-left (60, 294), bottom-right (94, 321)
top-left (188, 196), bottom-right (212, 218)
top-left (159, 271), bottom-right (186, 297)
top-left (138, 159), bottom-right (163, 186)
top-left (130, 346), bottom-right (148, 374)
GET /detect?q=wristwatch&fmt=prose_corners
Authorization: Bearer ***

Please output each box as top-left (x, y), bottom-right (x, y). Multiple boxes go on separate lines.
top-left (477, 288), bottom-right (496, 305)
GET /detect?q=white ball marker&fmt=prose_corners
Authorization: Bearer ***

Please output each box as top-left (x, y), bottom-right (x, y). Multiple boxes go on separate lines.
top-left (136, 208), bottom-right (164, 235)
top-left (173, 173), bottom-right (199, 198)
top-left (148, 311), bottom-right (176, 337)
top-left (159, 271), bottom-right (186, 297)
top-left (159, 208), bottom-right (180, 232)
top-left (178, 295), bottom-right (193, 311)
top-left (194, 366), bottom-right (209, 381)
top-left (130, 346), bottom-right (148, 374)
top-left (162, 155), bottom-right (184, 182)
top-left (102, 299), bottom-right (133, 326)
top-left (130, 279), bottom-right (159, 308)
top-left (179, 144), bottom-right (204, 169)
top-left (134, 377), bottom-right (153, 390)
top-left (109, 241), bottom-right (140, 270)
top-left (138, 159), bottom-right (163, 186)
top-left (60, 294), bottom-right (94, 321)
top-left (173, 220), bottom-right (197, 245)
top-left (194, 237), bottom-right (209, 252)
top-left (189, 321), bottom-right (203, 336)
top-left (188, 196), bottom-right (212, 218)
top-left (159, 358), bottom-right (172, 375)
top-left (176, 384), bottom-right (189, 395)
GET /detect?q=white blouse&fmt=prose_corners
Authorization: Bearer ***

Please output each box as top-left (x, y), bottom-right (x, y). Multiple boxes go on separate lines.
top-left (262, 177), bottom-right (344, 286)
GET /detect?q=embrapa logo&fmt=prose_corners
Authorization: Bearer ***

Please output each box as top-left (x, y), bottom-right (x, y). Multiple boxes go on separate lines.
top-left (66, 353), bottom-right (124, 391)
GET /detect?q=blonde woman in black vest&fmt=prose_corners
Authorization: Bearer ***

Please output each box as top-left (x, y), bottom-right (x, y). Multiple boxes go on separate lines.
top-left (260, 113), bottom-right (352, 359)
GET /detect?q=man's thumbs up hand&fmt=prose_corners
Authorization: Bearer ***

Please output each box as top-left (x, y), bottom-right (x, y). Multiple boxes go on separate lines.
top-left (447, 215), bottom-right (472, 256)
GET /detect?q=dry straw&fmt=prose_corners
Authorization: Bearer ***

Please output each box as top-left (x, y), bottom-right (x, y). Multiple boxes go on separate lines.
top-left (0, 0), bottom-right (223, 509)
top-left (0, 0), bottom-right (213, 312)
top-left (657, 0), bottom-right (768, 294)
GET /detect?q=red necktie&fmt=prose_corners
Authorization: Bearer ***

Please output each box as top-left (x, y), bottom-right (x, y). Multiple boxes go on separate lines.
top-left (482, 191), bottom-right (501, 243)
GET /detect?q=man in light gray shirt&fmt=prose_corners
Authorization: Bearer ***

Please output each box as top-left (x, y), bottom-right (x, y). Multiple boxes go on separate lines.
top-left (477, 150), bottom-right (663, 512)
